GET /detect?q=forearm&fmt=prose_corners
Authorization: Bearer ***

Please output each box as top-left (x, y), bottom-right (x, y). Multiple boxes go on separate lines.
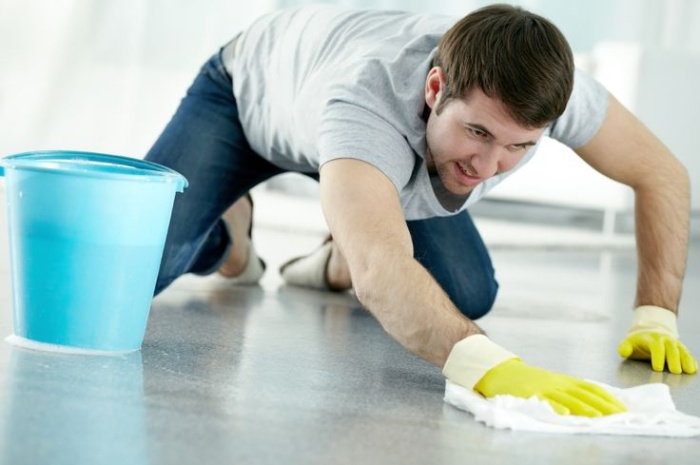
top-left (350, 243), bottom-right (483, 367)
top-left (319, 159), bottom-right (483, 367)
top-left (633, 164), bottom-right (690, 313)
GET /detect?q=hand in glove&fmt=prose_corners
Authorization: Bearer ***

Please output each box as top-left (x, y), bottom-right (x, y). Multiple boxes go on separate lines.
top-left (618, 305), bottom-right (698, 374)
top-left (443, 335), bottom-right (627, 417)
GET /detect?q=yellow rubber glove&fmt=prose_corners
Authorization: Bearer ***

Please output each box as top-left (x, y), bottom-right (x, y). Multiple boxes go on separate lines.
top-left (443, 335), bottom-right (627, 417)
top-left (474, 358), bottom-right (627, 416)
top-left (618, 305), bottom-right (698, 375)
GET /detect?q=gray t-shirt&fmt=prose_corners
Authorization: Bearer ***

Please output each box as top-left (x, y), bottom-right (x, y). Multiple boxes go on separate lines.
top-left (225, 4), bottom-right (608, 220)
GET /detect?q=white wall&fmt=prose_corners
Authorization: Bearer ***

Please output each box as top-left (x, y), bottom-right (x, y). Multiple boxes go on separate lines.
top-left (0, 0), bottom-right (274, 158)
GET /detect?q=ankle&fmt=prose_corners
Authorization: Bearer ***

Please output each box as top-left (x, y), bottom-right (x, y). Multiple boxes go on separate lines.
top-left (218, 249), bottom-right (249, 278)
top-left (218, 195), bottom-right (254, 277)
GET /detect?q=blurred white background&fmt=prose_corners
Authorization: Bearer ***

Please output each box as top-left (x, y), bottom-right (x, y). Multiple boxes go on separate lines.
top-left (1, 0), bottom-right (699, 231)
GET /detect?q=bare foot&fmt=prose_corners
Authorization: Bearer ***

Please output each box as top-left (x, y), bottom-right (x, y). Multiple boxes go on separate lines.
top-left (218, 196), bottom-right (253, 278)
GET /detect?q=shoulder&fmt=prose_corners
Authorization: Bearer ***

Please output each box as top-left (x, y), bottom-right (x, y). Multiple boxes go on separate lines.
top-left (548, 69), bottom-right (610, 149)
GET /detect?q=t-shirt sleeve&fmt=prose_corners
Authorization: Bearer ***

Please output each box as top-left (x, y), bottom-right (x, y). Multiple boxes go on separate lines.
top-left (548, 68), bottom-right (610, 149)
top-left (317, 99), bottom-right (417, 192)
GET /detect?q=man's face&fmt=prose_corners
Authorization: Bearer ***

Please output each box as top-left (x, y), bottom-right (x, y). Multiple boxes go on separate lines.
top-left (424, 67), bottom-right (545, 196)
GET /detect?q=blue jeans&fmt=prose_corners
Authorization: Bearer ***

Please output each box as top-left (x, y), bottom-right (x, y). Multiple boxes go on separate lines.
top-left (146, 50), bottom-right (498, 320)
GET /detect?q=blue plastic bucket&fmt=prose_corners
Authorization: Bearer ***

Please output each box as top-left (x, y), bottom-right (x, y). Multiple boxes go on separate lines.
top-left (0, 151), bottom-right (187, 353)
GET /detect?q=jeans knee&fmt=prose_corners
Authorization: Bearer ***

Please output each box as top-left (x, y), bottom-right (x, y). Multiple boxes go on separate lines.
top-left (450, 274), bottom-right (499, 320)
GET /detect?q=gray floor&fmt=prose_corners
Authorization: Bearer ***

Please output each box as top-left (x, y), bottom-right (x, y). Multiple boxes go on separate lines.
top-left (0, 215), bottom-right (699, 464)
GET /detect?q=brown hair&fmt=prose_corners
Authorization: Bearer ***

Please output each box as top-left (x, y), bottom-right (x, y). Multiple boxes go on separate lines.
top-left (433, 4), bottom-right (574, 127)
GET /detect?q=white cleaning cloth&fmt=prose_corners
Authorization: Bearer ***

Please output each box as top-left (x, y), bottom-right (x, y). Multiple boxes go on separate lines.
top-left (444, 380), bottom-right (700, 437)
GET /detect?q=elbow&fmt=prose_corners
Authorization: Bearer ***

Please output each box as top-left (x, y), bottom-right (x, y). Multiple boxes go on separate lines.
top-left (351, 263), bottom-right (381, 311)
top-left (634, 155), bottom-right (689, 197)
top-left (668, 156), bottom-right (690, 188)
top-left (341, 233), bottom-right (414, 313)
top-left (665, 158), bottom-right (690, 200)
top-left (349, 249), bottom-right (404, 313)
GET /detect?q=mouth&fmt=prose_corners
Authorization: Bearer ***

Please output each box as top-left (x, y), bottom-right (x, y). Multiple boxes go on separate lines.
top-left (454, 161), bottom-right (482, 187)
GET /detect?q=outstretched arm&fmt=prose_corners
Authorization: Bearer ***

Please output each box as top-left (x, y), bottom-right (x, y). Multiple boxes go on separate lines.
top-left (576, 94), bottom-right (689, 311)
top-left (575, 94), bottom-right (696, 374)
top-left (319, 158), bottom-right (482, 366)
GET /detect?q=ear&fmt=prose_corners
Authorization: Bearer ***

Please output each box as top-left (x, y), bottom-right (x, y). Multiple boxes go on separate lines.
top-left (425, 66), bottom-right (445, 110)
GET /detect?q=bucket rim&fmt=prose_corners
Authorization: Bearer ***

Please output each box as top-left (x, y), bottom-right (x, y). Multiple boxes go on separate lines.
top-left (0, 150), bottom-right (188, 191)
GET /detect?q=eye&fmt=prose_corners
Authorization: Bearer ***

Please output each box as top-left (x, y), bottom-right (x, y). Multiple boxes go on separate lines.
top-left (467, 127), bottom-right (488, 139)
top-left (508, 143), bottom-right (532, 152)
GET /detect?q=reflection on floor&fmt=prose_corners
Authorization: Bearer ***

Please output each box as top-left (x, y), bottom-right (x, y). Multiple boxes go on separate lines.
top-left (0, 207), bottom-right (699, 464)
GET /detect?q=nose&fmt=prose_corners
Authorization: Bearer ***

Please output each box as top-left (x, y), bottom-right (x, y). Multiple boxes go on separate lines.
top-left (470, 145), bottom-right (503, 179)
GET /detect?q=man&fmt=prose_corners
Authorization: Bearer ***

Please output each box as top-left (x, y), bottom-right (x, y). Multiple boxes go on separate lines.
top-left (146, 4), bottom-right (697, 417)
